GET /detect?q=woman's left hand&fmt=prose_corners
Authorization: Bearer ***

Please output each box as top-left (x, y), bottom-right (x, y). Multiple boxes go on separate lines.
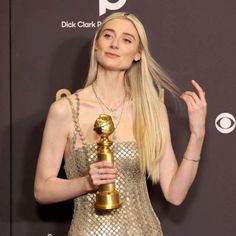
top-left (180, 80), bottom-right (207, 137)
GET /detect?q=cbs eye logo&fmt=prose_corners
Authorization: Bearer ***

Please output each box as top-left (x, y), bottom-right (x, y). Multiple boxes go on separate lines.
top-left (215, 113), bottom-right (235, 134)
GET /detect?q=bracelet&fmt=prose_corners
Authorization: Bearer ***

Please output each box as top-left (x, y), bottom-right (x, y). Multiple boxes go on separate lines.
top-left (183, 156), bottom-right (200, 163)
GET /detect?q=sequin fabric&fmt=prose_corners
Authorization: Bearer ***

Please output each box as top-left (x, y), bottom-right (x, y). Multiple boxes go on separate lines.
top-left (64, 94), bottom-right (163, 236)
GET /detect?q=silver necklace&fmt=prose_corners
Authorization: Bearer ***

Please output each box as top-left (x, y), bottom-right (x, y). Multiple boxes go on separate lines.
top-left (92, 83), bottom-right (126, 140)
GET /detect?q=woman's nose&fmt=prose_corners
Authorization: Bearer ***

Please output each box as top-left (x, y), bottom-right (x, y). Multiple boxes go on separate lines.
top-left (110, 38), bottom-right (119, 49)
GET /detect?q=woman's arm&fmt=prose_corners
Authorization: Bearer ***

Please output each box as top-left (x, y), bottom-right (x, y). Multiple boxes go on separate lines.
top-left (34, 99), bottom-right (94, 204)
top-left (159, 80), bottom-right (207, 206)
top-left (34, 98), bottom-right (117, 204)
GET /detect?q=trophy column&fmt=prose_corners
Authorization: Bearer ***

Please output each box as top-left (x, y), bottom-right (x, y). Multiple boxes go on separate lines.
top-left (93, 114), bottom-right (121, 210)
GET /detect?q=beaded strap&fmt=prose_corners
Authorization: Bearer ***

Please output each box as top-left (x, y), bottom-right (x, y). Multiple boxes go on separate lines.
top-left (65, 93), bottom-right (87, 150)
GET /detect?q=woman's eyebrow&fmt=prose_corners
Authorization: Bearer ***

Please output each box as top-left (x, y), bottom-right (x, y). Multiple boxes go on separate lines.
top-left (102, 28), bottom-right (136, 40)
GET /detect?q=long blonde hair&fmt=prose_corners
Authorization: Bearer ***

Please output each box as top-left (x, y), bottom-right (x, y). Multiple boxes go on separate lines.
top-left (85, 12), bottom-right (179, 183)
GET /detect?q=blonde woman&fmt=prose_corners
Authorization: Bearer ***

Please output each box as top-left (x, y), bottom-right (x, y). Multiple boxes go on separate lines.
top-left (34, 12), bottom-right (207, 235)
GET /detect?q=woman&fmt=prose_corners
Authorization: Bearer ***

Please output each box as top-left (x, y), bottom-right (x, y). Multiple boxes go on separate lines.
top-left (34, 12), bottom-right (207, 235)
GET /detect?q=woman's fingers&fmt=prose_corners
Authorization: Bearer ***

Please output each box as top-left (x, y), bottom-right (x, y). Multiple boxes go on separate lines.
top-left (180, 80), bottom-right (207, 136)
top-left (89, 161), bottom-right (117, 186)
top-left (184, 91), bottom-right (201, 104)
top-left (93, 179), bottom-right (116, 185)
top-left (93, 160), bottom-right (114, 168)
top-left (181, 80), bottom-right (207, 108)
top-left (191, 80), bottom-right (204, 93)
top-left (91, 161), bottom-right (117, 174)
top-left (180, 94), bottom-right (196, 111)
top-left (191, 80), bottom-right (207, 105)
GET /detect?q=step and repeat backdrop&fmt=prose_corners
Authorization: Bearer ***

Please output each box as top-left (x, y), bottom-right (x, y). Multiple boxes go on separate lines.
top-left (1, 0), bottom-right (236, 235)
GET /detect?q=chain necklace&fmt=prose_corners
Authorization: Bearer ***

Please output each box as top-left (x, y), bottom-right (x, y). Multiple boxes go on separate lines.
top-left (92, 83), bottom-right (126, 141)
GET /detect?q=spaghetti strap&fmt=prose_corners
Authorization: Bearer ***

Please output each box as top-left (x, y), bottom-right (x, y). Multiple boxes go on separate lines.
top-left (65, 92), bottom-right (87, 150)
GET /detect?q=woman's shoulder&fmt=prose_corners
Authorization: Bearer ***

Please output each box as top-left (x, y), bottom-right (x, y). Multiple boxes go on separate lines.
top-left (50, 88), bottom-right (85, 110)
top-left (48, 86), bottom-right (94, 118)
top-left (47, 95), bottom-right (72, 122)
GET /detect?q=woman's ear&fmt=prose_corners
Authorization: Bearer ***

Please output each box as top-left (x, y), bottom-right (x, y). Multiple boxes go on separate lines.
top-left (134, 52), bottom-right (141, 62)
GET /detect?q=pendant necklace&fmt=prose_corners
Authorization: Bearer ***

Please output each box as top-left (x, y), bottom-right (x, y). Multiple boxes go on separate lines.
top-left (92, 83), bottom-right (126, 141)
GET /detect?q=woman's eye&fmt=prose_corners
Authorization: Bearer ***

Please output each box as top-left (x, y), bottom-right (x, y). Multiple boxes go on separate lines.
top-left (123, 38), bottom-right (132, 43)
top-left (104, 33), bottom-right (112, 38)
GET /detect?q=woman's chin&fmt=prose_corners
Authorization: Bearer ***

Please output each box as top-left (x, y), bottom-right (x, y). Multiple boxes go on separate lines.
top-left (98, 61), bottom-right (132, 72)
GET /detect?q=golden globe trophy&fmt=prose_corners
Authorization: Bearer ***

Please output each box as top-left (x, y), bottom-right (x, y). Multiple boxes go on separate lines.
top-left (93, 114), bottom-right (121, 210)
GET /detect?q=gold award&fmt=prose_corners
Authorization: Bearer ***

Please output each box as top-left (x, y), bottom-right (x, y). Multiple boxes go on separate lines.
top-left (93, 114), bottom-right (121, 210)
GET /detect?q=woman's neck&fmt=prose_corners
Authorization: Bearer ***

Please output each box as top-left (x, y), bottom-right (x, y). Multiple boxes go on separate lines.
top-left (93, 67), bottom-right (126, 106)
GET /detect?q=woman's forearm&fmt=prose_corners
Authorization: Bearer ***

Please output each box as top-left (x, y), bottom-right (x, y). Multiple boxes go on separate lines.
top-left (168, 133), bottom-right (205, 205)
top-left (34, 175), bottom-right (94, 204)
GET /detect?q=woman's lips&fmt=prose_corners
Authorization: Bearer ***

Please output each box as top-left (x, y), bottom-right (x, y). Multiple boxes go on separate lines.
top-left (105, 52), bottom-right (120, 58)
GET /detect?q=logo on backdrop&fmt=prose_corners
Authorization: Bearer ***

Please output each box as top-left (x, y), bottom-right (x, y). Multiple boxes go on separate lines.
top-left (60, 0), bottom-right (127, 29)
top-left (99, 0), bottom-right (127, 16)
top-left (61, 20), bottom-right (102, 29)
top-left (215, 113), bottom-right (235, 134)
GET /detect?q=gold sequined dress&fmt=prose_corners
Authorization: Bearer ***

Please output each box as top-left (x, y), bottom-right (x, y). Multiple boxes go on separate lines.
top-left (64, 94), bottom-right (163, 236)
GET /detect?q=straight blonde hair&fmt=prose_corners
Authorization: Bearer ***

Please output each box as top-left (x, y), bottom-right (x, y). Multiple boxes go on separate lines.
top-left (85, 12), bottom-right (179, 183)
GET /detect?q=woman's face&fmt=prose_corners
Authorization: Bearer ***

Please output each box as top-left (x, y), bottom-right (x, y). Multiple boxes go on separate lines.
top-left (95, 18), bottom-right (141, 71)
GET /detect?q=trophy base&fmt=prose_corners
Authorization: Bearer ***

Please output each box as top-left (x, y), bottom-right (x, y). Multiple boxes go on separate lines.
top-left (95, 191), bottom-right (121, 210)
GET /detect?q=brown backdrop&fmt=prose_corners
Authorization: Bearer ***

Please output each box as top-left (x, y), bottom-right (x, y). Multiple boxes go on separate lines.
top-left (1, 0), bottom-right (236, 235)
top-left (0, 0), bottom-right (10, 235)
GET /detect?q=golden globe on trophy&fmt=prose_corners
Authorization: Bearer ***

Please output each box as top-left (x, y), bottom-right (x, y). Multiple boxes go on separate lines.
top-left (93, 114), bottom-right (121, 210)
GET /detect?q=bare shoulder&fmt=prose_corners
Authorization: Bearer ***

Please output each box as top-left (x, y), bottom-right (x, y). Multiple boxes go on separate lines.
top-left (48, 96), bottom-right (71, 122)
top-left (48, 86), bottom-right (94, 120)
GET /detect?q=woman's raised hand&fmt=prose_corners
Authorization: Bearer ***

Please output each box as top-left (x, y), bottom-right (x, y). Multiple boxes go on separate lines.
top-left (180, 80), bottom-right (207, 138)
top-left (89, 161), bottom-right (117, 188)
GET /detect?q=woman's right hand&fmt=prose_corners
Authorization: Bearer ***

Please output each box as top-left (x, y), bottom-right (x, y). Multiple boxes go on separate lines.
top-left (89, 161), bottom-right (117, 188)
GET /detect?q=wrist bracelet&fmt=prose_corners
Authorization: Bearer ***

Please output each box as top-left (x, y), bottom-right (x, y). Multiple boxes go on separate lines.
top-left (183, 156), bottom-right (200, 163)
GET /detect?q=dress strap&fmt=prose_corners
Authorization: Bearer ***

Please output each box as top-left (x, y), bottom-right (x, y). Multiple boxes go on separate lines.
top-left (65, 93), bottom-right (87, 150)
